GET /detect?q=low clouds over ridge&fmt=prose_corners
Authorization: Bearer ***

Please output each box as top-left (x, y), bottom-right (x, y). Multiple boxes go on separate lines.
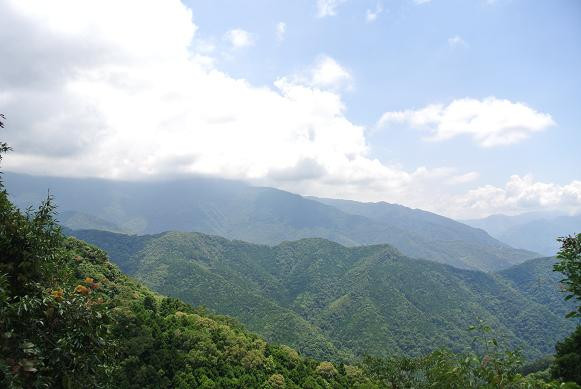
top-left (0, 0), bottom-right (576, 219)
top-left (0, 0), bottom-right (465, 210)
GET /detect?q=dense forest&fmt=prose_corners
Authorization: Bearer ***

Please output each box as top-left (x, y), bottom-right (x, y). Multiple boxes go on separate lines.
top-left (68, 229), bottom-right (577, 362)
top-left (1, 124), bottom-right (580, 387)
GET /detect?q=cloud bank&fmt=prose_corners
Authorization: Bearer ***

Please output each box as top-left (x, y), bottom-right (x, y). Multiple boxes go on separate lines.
top-left (455, 175), bottom-right (581, 218)
top-left (0, 0), bottom-right (575, 219)
top-left (0, 0), bottom-right (469, 210)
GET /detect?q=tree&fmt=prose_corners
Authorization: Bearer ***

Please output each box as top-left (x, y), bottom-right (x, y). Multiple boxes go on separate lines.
top-left (552, 234), bottom-right (581, 384)
top-left (552, 326), bottom-right (581, 384)
top-left (554, 234), bottom-right (581, 318)
top-left (0, 119), bottom-right (114, 387)
top-left (0, 114), bottom-right (10, 165)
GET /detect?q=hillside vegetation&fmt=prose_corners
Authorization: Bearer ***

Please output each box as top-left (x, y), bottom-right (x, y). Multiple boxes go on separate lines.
top-left (0, 185), bottom-right (576, 389)
top-left (6, 172), bottom-right (537, 271)
top-left (70, 229), bottom-right (578, 362)
top-left (0, 133), bottom-right (578, 387)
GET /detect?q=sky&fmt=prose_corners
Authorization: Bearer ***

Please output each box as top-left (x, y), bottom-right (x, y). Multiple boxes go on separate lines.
top-left (0, 0), bottom-right (580, 219)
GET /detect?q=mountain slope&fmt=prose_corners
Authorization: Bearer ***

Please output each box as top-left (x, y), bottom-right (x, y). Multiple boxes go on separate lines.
top-left (0, 218), bottom-right (371, 387)
top-left (2, 180), bottom-right (566, 388)
top-left (6, 172), bottom-right (537, 270)
top-left (70, 229), bottom-right (577, 361)
top-left (58, 210), bottom-right (127, 233)
top-left (498, 256), bottom-right (576, 319)
top-left (464, 213), bottom-right (581, 256)
top-left (310, 197), bottom-right (539, 270)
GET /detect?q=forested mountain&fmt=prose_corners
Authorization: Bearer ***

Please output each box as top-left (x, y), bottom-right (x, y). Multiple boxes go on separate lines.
top-left (5, 172), bottom-right (537, 271)
top-left (2, 180), bottom-right (574, 388)
top-left (0, 204), bottom-right (377, 387)
top-left (498, 256), bottom-right (575, 320)
top-left (464, 213), bottom-right (581, 256)
top-left (69, 229), bottom-right (578, 362)
top-left (58, 210), bottom-right (128, 233)
top-left (310, 197), bottom-right (538, 270)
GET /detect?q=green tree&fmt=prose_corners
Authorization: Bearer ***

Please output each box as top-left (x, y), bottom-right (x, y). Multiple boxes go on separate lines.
top-left (0, 114), bottom-right (10, 166)
top-left (552, 234), bottom-right (581, 384)
top-left (551, 327), bottom-right (581, 384)
top-left (554, 234), bottom-right (581, 318)
top-left (0, 124), bottom-right (114, 388)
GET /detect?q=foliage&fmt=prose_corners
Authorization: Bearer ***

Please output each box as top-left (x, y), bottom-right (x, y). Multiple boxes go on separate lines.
top-left (71, 229), bottom-right (576, 362)
top-left (0, 135), bottom-right (114, 387)
top-left (499, 257), bottom-right (577, 321)
top-left (551, 326), bottom-right (581, 384)
top-left (551, 234), bottom-right (581, 384)
top-left (519, 356), bottom-right (553, 376)
top-left (0, 130), bottom-right (577, 388)
top-left (361, 323), bottom-right (580, 389)
top-left (554, 234), bottom-right (581, 318)
top-left (0, 181), bottom-right (364, 386)
top-left (0, 114), bottom-right (10, 179)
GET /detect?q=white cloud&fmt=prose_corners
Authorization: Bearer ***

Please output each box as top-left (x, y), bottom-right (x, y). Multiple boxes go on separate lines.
top-left (454, 175), bottom-right (581, 218)
top-left (283, 55), bottom-right (352, 91)
top-left (377, 97), bottom-right (555, 147)
top-left (413, 0), bottom-right (432, 4)
top-left (276, 22), bottom-right (286, 42)
top-left (366, 3), bottom-right (383, 22)
top-left (448, 35), bottom-right (467, 48)
top-left (316, 0), bottom-right (346, 17)
top-left (1, 0), bottom-right (465, 209)
top-left (3, 0), bottom-right (570, 221)
top-left (308, 55), bottom-right (352, 90)
top-left (224, 28), bottom-right (254, 48)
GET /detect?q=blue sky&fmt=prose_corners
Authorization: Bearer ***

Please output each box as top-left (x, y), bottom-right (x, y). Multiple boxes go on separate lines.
top-left (188, 0), bottom-right (581, 186)
top-left (1, 0), bottom-right (580, 218)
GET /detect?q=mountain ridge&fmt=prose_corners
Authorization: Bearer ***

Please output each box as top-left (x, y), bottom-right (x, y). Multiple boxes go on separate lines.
top-left (6, 172), bottom-right (538, 271)
top-left (69, 228), bottom-right (578, 361)
top-left (464, 213), bottom-right (581, 256)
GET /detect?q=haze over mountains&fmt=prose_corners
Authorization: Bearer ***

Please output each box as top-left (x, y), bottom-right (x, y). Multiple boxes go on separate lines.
top-left (69, 228), bottom-right (577, 362)
top-left (5, 172), bottom-right (537, 271)
top-left (464, 213), bottom-right (581, 257)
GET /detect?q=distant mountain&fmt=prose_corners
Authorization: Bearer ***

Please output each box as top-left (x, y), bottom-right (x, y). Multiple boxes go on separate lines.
top-left (309, 197), bottom-right (538, 270)
top-left (70, 229), bottom-right (577, 361)
top-left (463, 213), bottom-right (581, 256)
top-left (57, 210), bottom-right (127, 233)
top-left (5, 172), bottom-right (537, 271)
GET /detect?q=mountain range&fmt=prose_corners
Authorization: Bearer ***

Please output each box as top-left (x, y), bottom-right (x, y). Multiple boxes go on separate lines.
top-left (5, 172), bottom-right (537, 271)
top-left (69, 228), bottom-right (578, 362)
top-left (464, 213), bottom-right (581, 256)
